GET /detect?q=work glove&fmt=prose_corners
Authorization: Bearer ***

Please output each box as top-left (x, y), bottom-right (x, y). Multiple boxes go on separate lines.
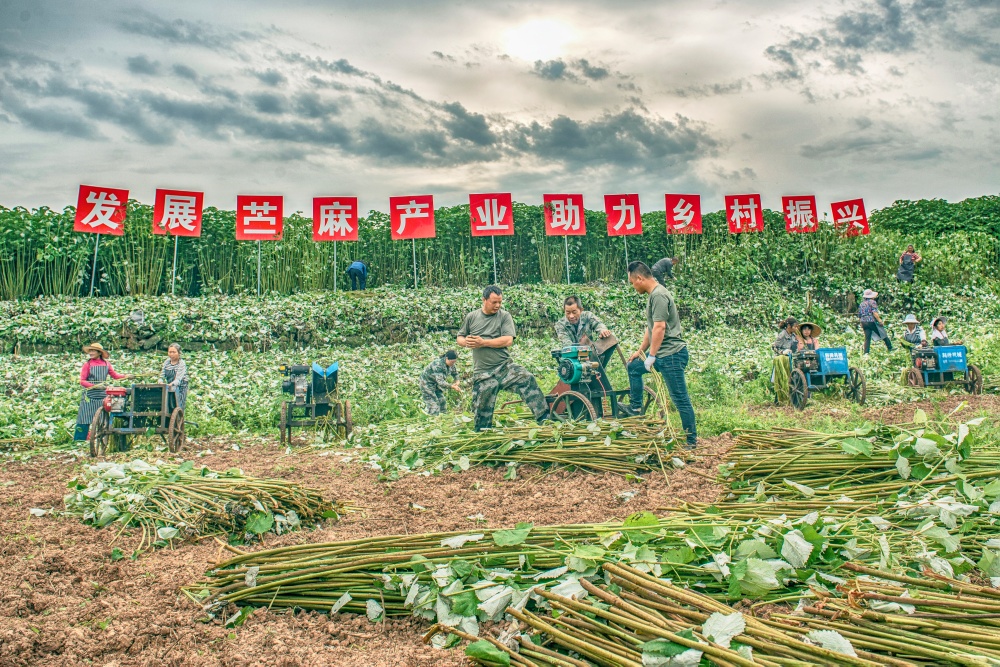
top-left (644, 355), bottom-right (656, 372)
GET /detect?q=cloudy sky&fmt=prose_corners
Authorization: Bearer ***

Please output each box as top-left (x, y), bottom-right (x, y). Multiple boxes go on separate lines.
top-left (1, 0), bottom-right (998, 214)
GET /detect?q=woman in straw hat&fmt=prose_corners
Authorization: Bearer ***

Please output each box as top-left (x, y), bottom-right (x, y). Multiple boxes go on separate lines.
top-left (795, 322), bottom-right (822, 351)
top-left (858, 289), bottom-right (892, 354)
top-left (74, 343), bottom-right (129, 441)
top-left (930, 317), bottom-right (962, 347)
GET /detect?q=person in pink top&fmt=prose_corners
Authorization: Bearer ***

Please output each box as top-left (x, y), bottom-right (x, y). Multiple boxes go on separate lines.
top-left (74, 343), bottom-right (128, 441)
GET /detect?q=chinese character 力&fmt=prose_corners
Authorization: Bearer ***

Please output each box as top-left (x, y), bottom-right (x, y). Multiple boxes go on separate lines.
top-left (611, 198), bottom-right (636, 232)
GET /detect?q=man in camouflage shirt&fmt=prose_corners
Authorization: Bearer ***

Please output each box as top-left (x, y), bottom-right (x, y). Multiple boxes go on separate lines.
top-left (555, 296), bottom-right (614, 417)
top-left (458, 285), bottom-right (549, 431)
top-left (419, 350), bottom-right (460, 415)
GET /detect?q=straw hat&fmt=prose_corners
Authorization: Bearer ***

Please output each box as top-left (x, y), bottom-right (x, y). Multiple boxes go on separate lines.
top-left (931, 316), bottom-right (947, 329)
top-left (862, 289), bottom-right (878, 299)
top-left (82, 342), bottom-right (110, 360)
top-left (795, 322), bottom-right (823, 338)
top-left (903, 314), bottom-right (919, 325)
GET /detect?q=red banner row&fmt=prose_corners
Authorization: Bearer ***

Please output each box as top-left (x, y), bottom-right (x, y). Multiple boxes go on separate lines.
top-left (73, 185), bottom-right (871, 241)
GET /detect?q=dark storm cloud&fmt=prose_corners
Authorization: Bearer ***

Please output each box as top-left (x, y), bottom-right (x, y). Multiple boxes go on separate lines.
top-left (249, 92), bottom-right (285, 114)
top-left (126, 55), bottom-right (160, 75)
top-left (441, 102), bottom-right (496, 146)
top-left (534, 59), bottom-right (573, 81)
top-left (674, 79), bottom-right (748, 98)
top-left (171, 64), bottom-right (199, 80)
top-left (117, 10), bottom-right (255, 51)
top-left (531, 58), bottom-right (621, 83)
top-left (800, 123), bottom-right (942, 162)
top-left (254, 69), bottom-right (287, 86)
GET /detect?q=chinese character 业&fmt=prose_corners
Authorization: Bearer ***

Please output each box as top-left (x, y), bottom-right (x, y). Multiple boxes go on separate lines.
top-left (474, 199), bottom-right (509, 232)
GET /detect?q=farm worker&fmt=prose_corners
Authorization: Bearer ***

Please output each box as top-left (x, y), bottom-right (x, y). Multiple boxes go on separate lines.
top-left (345, 260), bottom-right (368, 291)
top-left (896, 245), bottom-right (921, 283)
top-left (651, 256), bottom-right (679, 285)
top-left (772, 317), bottom-right (799, 356)
top-left (555, 295), bottom-right (614, 417)
top-left (162, 342), bottom-right (189, 411)
top-left (795, 322), bottom-right (822, 352)
top-left (858, 289), bottom-right (893, 354)
top-left (902, 314), bottom-right (927, 347)
top-left (419, 350), bottom-right (460, 415)
top-left (930, 317), bottom-right (962, 346)
top-left (620, 261), bottom-right (697, 449)
top-left (74, 343), bottom-right (129, 441)
top-left (458, 285), bottom-right (549, 431)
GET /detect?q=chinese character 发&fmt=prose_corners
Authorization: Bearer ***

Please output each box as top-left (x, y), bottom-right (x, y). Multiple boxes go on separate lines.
top-left (81, 191), bottom-right (122, 230)
top-left (395, 199), bottom-right (430, 234)
top-left (161, 194), bottom-right (198, 232)
top-left (672, 199), bottom-right (695, 229)
top-left (318, 202), bottom-right (354, 237)
top-left (611, 198), bottom-right (636, 231)
top-left (550, 199), bottom-right (581, 231)
top-left (474, 199), bottom-right (509, 232)
top-left (785, 199), bottom-right (814, 230)
top-left (729, 198), bottom-right (758, 230)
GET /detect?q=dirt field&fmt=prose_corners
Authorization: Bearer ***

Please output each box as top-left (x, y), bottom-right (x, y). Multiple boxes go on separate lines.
top-left (0, 434), bottom-right (733, 666)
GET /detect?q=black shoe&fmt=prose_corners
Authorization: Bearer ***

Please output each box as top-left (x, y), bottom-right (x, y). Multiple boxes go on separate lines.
top-left (618, 404), bottom-right (641, 417)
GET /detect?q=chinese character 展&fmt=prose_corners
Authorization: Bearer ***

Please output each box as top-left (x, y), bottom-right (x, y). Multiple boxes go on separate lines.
top-left (81, 192), bottom-right (122, 230)
top-left (395, 199), bottom-right (430, 234)
top-left (242, 201), bottom-right (278, 234)
top-left (161, 195), bottom-right (198, 232)
top-left (474, 199), bottom-right (509, 232)
top-left (729, 198), bottom-right (758, 230)
top-left (837, 204), bottom-right (865, 228)
top-left (671, 199), bottom-right (695, 230)
top-left (549, 199), bottom-right (580, 231)
top-left (611, 198), bottom-right (636, 232)
top-left (319, 203), bottom-right (354, 237)
top-left (785, 200), bottom-right (814, 230)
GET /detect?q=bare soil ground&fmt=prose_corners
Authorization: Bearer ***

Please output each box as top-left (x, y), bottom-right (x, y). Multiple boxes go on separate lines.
top-left (0, 434), bottom-right (733, 667)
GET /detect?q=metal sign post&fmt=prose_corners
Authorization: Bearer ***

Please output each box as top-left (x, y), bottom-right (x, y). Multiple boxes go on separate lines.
top-left (564, 236), bottom-right (571, 284)
top-left (491, 236), bottom-right (498, 283)
top-left (333, 242), bottom-right (338, 292)
top-left (171, 235), bottom-right (179, 296)
top-left (623, 236), bottom-right (630, 278)
top-left (412, 239), bottom-right (418, 288)
top-left (88, 234), bottom-right (101, 297)
top-left (256, 240), bottom-right (262, 296)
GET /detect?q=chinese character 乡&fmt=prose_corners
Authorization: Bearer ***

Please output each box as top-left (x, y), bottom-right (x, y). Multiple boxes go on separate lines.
top-left (672, 199), bottom-right (695, 230)
top-left (729, 198), bottom-right (758, 230)
top-left (396, 199), bottom-right (430, 234)
top-left (161, 194), bottom-right (198, 232)
top-left (474, 199), bottom-right (509, 232)
top-left (319, 203), bottom-right (354, 237)
top-left (242, 201), bottom-right (278, 235)
top-left (837, 204), bottom-right (864, 228)
top-left (81, 191), bottom-right (122, 230)
top-left (785, 200), bottom-right (814, 230)
top-left (611, 198), bottom-right (636, 232)
top-left (550, 199), bottom-right (580, 231)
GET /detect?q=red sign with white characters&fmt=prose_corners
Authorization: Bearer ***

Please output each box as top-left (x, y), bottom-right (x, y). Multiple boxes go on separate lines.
top-left (543, 194), bottom-right (586, 236)
top-left (831, 198), bottom-right (869, 236)
top-left (604, 194), bottom-right (642, 237)
top-left (664, 194), bottom-right (702, 234)
top-left (469, 193), bottom-right (514, 237)
top-left (153, 189), bottom-right (204, 237)
top-left (236, 195), bottom-right (283, 241)
top-left (390, 195), bottom-right (436, 240)
top-left (312, 197), bottom-right (359, 241)
top-left (782, 195), bottom-right (818, 234)
top-left (725, 193), bottom-right (764, 233)
top-left (74, 185), bottom-right (128, 235)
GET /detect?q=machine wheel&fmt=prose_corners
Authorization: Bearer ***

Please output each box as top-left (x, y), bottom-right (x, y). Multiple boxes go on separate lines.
top-left (906, 367), bottom-right (925, 388)
top-left (966, 365), bottom-right (983, 395)
top-left (279, 403), bottom-right (289, 445)
top-left (88, 410), bottom-right (111, 458)
top-left (641, 386), bottom-right (665, 419)
top-left (847, 367), bottom-right (867, 405)
top-left (790, 369), bottom-right (809, 411)
top-left (168, 408), bottom-right (186, 453)
top-left (549, 391), bottom-right (598, 423)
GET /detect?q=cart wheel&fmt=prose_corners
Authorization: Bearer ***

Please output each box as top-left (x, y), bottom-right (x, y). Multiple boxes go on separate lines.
top-left (847, 367), bottom-right (867, 405)
top-left (640, 386), bottom-right (665, 419)
top-left (790, 369), bottom-right (809, 411)
top-left (549, 391), bottom-right (597, 423)
top-left (168, 408), bottom-right (186, 453)
top-left (279, 403), bottom-right (288, 446)
top-left (966, 365), bottom-right (983, 395)
top-left (906, 367), bottom-right (925, 388)
top-left (88, 409), bottom-right (111, 458)
top-left (342, 400), bottom-right (353, 438)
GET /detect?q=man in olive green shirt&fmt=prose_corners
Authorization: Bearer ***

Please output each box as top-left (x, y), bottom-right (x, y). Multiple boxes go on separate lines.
top-left (620, 261), bottom-right (697, 448)
top-left (458, 285), bottom-right (549, 430)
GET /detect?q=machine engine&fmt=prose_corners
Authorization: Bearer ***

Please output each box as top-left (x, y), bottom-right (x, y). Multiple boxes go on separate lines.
top-left (279, 362), bottom-right (339, 405)
top-left (551, 345), bottom-right (600, 384)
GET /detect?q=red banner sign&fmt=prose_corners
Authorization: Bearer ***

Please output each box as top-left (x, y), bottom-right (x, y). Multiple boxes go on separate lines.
top-left (236, 195), bottom-right (283, 240)
top-left (153, 189), bottom-right (204, 237)
top-left (74, 185), bottom-right (128, 236)
top-left (604, 194), bottom-right (642, 236)
top-left (390, 195), bottom-right (436, 240)
top-left (469, 193), bottom-right (514, 237)
top-left (782, 195), bottom-right (818, 234)
top-left (543, 194), bottom-right (585, 236)
top-left (312, 197), bottom-right (359, 241)
top-left (831, 198), bottom-right (869, 236)
top-left (664, 194), bottom-right (702, 234)
top-left (725, 193), bottom-right (764, 233)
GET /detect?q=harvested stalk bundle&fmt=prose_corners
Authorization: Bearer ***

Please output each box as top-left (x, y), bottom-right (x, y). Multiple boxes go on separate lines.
top-left (357, 415), bottom-right (678, 480)
top-left (64, 459), bottom-right (343, 554)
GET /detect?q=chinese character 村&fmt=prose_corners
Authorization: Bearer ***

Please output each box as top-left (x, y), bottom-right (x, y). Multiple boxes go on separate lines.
top-left (549, 199), bottom-right (581, 232)
top-left (785, 199), bottom-right (814, 231)
top-left (81, 191), bottom-right (122, 231)
top-left (729, 198), bottom-right (758, 231)
top-left (318, 202), bottom-right (354, 238)
top-left (474, 199), bottom-right (510, 233)
top-left (672, 199), bottom-right (695, 230)
top-left (395, 199), bottom-right (430, 235)
top-left (611, 198), bottom-right (636, 232)
top-left (241, 201), bottom-right (278, 235)
top-left (161, 194), bottom-right (198, 233)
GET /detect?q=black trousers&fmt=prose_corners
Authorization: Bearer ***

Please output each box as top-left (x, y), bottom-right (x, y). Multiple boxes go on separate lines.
top-left (346, 268), bottom-right (366, 290)
top-left (863, 322), bottom-right (892, 353)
